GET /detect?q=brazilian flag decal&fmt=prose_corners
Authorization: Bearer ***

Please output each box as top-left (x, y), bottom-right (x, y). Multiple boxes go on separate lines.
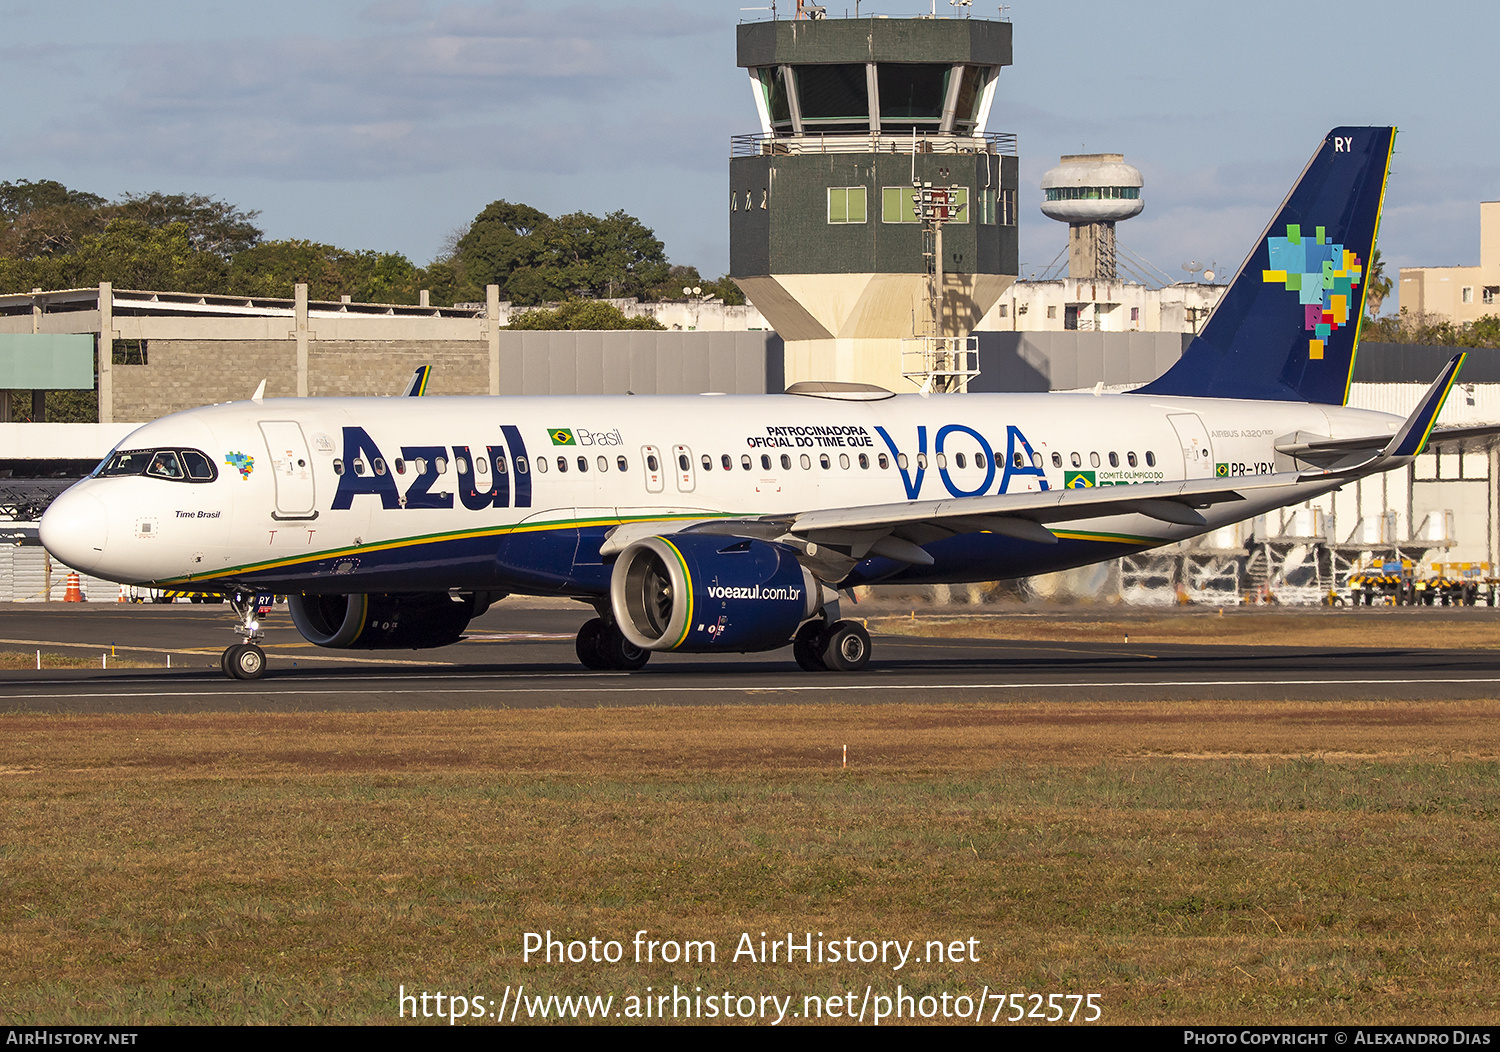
top-left (1215, 462), bottom-right (1229, 478)
top-left (1065, 471), bottom-right (1095, 489)
top-left (549, 428), bottom-right (576, 446)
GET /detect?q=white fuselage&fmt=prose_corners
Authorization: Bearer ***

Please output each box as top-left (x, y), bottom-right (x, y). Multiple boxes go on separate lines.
top-left (40, 390), bottom-right (1400, 595)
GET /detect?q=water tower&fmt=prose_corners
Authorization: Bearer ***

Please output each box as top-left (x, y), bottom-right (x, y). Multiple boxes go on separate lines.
top-left (1039, 154), bottom-right (1143, 280)
top-left (729, 12), bottom-right (1018, 392)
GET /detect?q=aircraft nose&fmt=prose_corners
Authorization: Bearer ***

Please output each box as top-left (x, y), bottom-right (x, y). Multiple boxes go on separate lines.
top-left (40, 487), bottom-right (109, 573)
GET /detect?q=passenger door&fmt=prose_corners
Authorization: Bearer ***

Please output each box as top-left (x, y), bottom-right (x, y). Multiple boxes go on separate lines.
top-left (259, 421), bottom-right (317, 518)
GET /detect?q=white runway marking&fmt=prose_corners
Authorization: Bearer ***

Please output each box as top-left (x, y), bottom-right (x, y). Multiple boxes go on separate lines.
top-left (10, 676), bottom-right (1500, 702)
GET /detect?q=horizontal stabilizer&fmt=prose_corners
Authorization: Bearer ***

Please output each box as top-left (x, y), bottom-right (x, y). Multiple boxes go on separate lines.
top-left (1295, 354), bottom-right (1465, 478)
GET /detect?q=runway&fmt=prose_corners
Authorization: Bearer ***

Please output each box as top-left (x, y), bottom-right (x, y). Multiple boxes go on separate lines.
top-left (2, 601), bottom-right (1499, 711)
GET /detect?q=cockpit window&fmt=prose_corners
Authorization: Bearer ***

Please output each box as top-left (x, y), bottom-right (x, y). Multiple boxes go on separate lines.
top-left (181, 450), bottom-right (216, 480)
top-left (147, 451), bottom-right (184, 479)
top-left (97, 447), bottom-right (218, 483)
top-left (99, 450), bottom-right (155, 477)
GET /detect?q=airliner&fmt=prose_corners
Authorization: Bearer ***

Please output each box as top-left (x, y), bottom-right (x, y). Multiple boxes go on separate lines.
top-left (40, 127), bottom-right (1469, 679)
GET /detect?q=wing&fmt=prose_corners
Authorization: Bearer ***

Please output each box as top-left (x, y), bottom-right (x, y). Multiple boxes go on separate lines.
top-left (599, 472), bottom-right (1316, 581)
top-left (603, 355), bottom-right (1468, 582)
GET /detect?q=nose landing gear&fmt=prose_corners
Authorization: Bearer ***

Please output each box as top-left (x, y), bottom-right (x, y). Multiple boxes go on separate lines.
top-left (221, 592), bottom-right (268, 680)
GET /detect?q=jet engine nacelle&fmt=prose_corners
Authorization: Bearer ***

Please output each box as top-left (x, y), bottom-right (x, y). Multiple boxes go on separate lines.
top-left (610, 534), bottom-right (820, 653)
top-left (288, 592), bottom-right (475, 650)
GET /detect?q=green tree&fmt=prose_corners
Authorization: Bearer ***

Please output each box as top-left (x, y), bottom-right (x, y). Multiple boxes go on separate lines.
top-left (227, 240), bottom-right (423, 303)
top-left (452, 200), bottom-right (550, 302)
top-left (112, 192), bottom-right (263, 258)
top-left (60, 221), bottom-right (229, 292)
top-left (506, 300), bottom-right (664, 330)
top-left (1361, 308), bottom-right (1500, 349)
top-left (450, 201), bottom-right (671, 305)
top-left (0, 179), bottom-right (111, 260)
top-left (1365, 248), bottom-right (1392, 317)
top-left (0, 221), bottom-right (229, 294)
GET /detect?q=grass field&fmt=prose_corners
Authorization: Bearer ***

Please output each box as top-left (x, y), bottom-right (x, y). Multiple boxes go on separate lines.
top-left (865, 608), bottom-right (1500, 650)
top-left (3, 700), bottom-right (1498, 1025)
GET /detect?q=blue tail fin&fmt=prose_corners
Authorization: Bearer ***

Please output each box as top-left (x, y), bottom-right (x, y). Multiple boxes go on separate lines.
top-left (1135, 127), bottom-right (1395, 406)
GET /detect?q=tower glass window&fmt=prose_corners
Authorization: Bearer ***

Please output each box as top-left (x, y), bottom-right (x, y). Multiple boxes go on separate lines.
top-left (757, 67), bottom-right (794, 129)
top-left (877, 63), bottom-right (948, 129)
top-left (951, 65), bottom-right (990, 131)
top-left (796, 64), bottom-right (868, 133)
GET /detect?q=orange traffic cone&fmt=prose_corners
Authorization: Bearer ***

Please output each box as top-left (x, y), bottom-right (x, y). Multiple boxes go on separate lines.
top-left (118, 584), bottom-right (128, 602)
top-left (64, 572), bottom-right (84, 602)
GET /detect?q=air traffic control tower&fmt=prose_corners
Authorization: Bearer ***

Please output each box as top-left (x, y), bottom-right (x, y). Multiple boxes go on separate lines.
top-left (729, 11), bottom-right (1017, 392)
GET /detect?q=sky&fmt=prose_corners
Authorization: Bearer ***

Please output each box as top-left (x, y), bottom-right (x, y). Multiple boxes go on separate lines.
top-left (1, 0), bottom-right (1495, 309)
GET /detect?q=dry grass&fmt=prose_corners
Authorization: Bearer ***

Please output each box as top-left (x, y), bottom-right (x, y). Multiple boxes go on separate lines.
top-left (2, 702), bottom-right (1499, 1025)
top-left (0, 650), bottom-right (174, 670)
top-left (867, 609), bottom-right (1500, 649)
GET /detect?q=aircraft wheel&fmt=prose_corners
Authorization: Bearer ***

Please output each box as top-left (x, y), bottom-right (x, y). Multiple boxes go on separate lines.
top-left (575, 618), bottom-right (611, 670)
top-left (220, 646), bottom-right (238, 678)
top-left (792, 620), bottom-right (828, 672)
top-left (598, 622), bottom-right (650, 671)
top-left (820, 620), bottom-right (871, 673)
top-left (227, 643), bottom-right (266, 680)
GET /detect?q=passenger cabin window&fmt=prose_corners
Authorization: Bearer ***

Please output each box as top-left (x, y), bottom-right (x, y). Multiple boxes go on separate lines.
top-left (781, 454), bottom-right (791, 470)
top-left (762, 454), bottom-right (772, 470)
top-left (647, 455), bottom-right (659, 472)
top-left (516, 457), bottom-right (529, 474)
top-left (1108, 452), bottom-right (1119, 468)
top-left (617, 456), bottom-right (628, 472)
top-left (878, 454), bottom-right (889, 469)
top-left (577, 456), bottom-right (588, 472)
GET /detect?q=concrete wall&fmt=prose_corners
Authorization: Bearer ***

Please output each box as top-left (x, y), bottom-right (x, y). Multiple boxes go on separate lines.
top-left (110, 331), bottom-right (786, 419)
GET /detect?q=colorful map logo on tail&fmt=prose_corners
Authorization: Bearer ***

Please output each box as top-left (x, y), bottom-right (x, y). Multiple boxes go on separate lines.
top-left (1262, 224), bottom-right (1363, 361)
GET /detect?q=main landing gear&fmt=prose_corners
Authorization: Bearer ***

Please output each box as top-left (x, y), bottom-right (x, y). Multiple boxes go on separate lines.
top-left (793, 618), bottom-right (871, 673)
top-left (221, 592), bottom-right (267, 680)
top-left (576, 617), bottom-right (651, 671)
